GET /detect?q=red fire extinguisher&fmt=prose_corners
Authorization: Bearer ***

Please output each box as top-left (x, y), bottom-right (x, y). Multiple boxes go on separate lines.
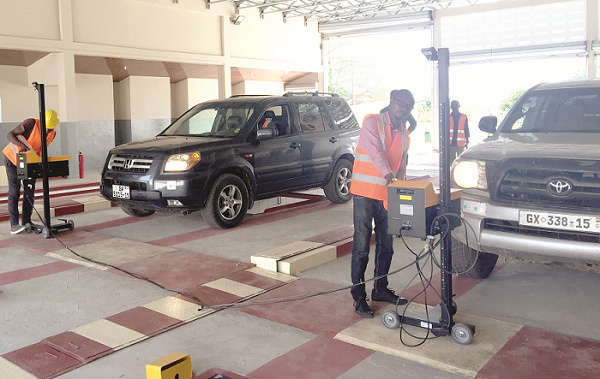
top-left (79, 151), bottom-right (84, 179)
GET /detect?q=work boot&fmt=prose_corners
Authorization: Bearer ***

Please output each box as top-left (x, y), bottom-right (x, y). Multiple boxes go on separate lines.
top-left (353, 298), bottom-right (374, 318)
top-left (10, 224), bottom-right (26, 235)
top-left (372, 288), bottom-right (407, 305)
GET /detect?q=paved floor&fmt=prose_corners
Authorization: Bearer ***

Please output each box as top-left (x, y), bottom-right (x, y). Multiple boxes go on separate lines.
top-left (1, 162), bottom-right (600, 378)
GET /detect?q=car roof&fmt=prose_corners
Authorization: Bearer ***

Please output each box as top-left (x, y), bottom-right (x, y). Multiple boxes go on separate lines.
top-left (534, 79), bottom-right (600, 91)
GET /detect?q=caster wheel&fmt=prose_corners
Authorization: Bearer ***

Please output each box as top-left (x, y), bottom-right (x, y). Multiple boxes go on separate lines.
top-left (381, 310), bottom-right (400, 329)
top-left (42, 227), bottom-right (51, 239)
top-left (67, 220), bottom-right (75, 231)
top-left (452, 323), bottom-right (474, 345)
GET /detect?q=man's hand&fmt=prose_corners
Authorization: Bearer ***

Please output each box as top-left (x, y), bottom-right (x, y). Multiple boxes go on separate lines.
top-left (385, 173), bottom-right (396, 185)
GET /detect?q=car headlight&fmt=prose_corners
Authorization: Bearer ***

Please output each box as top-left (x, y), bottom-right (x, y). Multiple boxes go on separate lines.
top-left (452, 159), bottom-right (487, 189)
top-left (164, 152), bottom-right (201, 172)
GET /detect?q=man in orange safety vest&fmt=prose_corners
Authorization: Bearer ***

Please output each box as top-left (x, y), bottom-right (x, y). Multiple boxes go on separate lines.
top-left (3, 110), bottom-right (59, 234)
top-left (349, 89), bottom-right (414, 318)
top-left (449, 100), bottom-right (470, 165)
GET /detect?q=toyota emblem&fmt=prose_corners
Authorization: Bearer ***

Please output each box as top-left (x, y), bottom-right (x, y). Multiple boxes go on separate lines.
top-left (547, 178), bottom-right (573, 196)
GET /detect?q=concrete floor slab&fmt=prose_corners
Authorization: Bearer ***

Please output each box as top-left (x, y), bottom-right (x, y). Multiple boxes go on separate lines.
top-left (143, 296), bottom-right (206, 322)
top-left (335, 304), bottom-right (523, 378)
top-left (0, 246), bottom-right (59, 274)
top-left (457, 260), bottom-right (600, 341)
top-left (338, 351), bottom-right (469, 379)
top-left (48, 237), bottom-right (175, 267)
top-left (71, 319), bottom-right (146, 349)
top-left (203, 278), bottom-right (263, 298)
top-left (0, 357), bottom-right (37, 379)
top-left (0, 266), bottom-right (170, 355)
top-left (57, 310), bottom-right (316, 378)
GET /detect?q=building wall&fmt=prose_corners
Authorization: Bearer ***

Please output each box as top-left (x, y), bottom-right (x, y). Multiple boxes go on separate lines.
top-left (0, 0), bottom-right (323, 170)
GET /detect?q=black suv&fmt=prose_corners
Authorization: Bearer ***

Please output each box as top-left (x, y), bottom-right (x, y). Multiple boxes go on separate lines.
top-left (100, 92), bottom-right (360, 228)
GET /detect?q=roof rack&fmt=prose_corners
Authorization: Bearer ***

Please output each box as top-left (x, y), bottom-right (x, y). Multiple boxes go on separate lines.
top-left (283, 91), bottom-right (339, 97)
top-left (229, 94), bottom-right (272, 98)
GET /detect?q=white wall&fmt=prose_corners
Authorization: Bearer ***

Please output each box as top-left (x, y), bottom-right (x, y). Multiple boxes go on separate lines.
top-left (76, 74), bottom-right (114, 121)
top-left (0, 0), bottom-right (61, 40)
top-left (128, 76), bottom-right (171, 119)
top-left (0, 66), bottom-right (37, 122)
top-left (171, 78), bottom-right (219, 118)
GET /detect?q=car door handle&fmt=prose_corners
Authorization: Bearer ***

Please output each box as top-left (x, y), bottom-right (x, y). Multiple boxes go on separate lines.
top-left (329, 137), bottom-right (339, 143)
top-left (290, 142), bottom-right (301, 149)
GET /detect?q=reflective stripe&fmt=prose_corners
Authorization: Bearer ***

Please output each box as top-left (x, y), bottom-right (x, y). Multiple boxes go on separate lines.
top-left (352, 172), bottom-right (387, 186)
top-left (354, 152), bottom-right (372, 163)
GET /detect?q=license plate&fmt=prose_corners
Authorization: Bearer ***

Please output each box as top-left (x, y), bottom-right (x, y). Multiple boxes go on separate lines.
top-left (519, 211), bottom-right (600, 234)
top-left (112, 184), bottom-right (130, 199)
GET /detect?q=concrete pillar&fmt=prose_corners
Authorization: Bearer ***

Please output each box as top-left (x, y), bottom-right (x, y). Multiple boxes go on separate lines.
top-left (219, 15), bottom-right (232, 98)
top-left (55, 52), bottom-right (80, 176)
top-left (587, 0), bottom-right (599, 78)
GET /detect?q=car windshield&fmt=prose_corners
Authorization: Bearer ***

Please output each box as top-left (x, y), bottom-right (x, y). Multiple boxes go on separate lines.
top-left (502, 87), bottom-right (600, 133)
top-left (160, 104), bottom-right (255, 137)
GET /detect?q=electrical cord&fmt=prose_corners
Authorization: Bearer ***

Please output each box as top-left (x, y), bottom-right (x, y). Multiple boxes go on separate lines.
top-left (17, 180), bottom-right (206, 307)
top-left (16, 180), bottom-right (482, 348)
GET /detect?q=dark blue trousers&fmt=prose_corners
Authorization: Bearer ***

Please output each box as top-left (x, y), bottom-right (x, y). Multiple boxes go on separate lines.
top-left (350, 195), bottom-right (394, 301)
top-left (5, 156), bottom-right (36, 226)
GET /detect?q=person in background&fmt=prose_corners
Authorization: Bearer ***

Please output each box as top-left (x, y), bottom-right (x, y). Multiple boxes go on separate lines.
top-left (449, 100), bottom-right (469, 164)
top-left (3, 110), bottom-right (59, 235)
top-left (349, 89), bottom-right (414, 318)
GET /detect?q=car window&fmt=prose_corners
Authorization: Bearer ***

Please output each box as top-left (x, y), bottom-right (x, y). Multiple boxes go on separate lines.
top-left (160, 104), bottom-right (254, 137)
top-left (297, 102), bottom-right (326, 133)
top-left (257, 105), bottom-right (291, 136)
top-left (324, 99), bottom-right (359, 130)
top-left (503, 88), bottom-right (600, 133)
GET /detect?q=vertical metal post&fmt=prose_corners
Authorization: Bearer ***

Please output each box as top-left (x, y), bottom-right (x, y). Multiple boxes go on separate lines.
top-left (437, 48), bottom-right (453, 325)
top-left (34, 83), bottom-right (52, 229)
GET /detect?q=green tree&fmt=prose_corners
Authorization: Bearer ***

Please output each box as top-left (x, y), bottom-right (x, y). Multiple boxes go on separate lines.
top-left (415, 98), bottom-right (432, 122)
top-left (499, 89), bottom-right (526, 113)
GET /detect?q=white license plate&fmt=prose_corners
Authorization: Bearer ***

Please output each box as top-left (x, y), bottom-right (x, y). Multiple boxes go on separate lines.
top-left (112, 184), bottom-right (130, 199)
top-left (519, 211), bottom-right (600, 234)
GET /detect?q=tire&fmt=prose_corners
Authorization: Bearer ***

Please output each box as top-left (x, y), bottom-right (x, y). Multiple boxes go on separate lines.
top-left (201, 174), bottom-right (249, 229)
top-left (323, 159), bottom-right (353, 204)
top-left (451, 236), bottom-right (498, 279)
top-left (120, 204), bottom-right (155, 217)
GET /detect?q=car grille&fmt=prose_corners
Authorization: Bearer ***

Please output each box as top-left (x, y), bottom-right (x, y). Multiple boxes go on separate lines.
top-left (108, 154), bottom-right (154, 173)
top-left (493, 159), bottom-right (600, 212)
top-left (483, 218), bottom-right (600, 243)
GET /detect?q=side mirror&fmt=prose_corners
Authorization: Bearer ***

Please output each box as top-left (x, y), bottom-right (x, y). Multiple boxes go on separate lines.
top-left (256, 127), bottom-right (275, 141)
top-left (479, 116), bottom-right (497, 133)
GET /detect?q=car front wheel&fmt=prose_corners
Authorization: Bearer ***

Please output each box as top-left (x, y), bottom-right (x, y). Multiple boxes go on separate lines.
top-left (323, 159), bottom-right (353, 204)
top-left (201, 174), bottom-right (249, 229)
top-left (451, 236), bottom-right (498, 279)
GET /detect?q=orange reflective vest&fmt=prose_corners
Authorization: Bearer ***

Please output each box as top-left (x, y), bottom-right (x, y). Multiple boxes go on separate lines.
top-left (351, 114), bottom-right (409, 208)
top-left (449, 113), bottom-right (467, 147)
top-left (261, 120), bottom-right (273, 129)
top-left (2, 119), bottom-right (56, 165)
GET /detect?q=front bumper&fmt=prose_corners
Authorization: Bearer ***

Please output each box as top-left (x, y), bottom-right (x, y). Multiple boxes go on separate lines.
top-left (454, 191), bottom-right (600, 263)
top-left (101, 169), bottom-right (210, 212)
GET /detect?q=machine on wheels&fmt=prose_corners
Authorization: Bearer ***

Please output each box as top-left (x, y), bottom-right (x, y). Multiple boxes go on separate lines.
top-left (382, 47), bottom-right (475, 345)
top-left (18, 83), bottom-right (75, 239)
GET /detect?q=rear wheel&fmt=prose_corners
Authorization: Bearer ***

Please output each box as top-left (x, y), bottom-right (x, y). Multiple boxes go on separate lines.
top-left (323, 159), bottom-right (353, 204)
top-left (120, 204), bottom-right (155, 217)
top-left (451, 236), bottom-right (498, 279)
top-left (201, 174), bottom-right (249, 229)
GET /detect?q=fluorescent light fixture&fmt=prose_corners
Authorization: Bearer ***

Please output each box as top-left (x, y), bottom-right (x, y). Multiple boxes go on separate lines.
top-left (231, 15), bottom-right (245, 25)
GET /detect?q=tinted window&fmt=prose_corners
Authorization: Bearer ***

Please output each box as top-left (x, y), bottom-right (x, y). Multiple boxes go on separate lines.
top-left (503, 88), bottom-right (600, 133)
top-left (324, 99), bottom-right (359, 130)
top-left (297, 103), bottom-right (326, 133)
top-left (161, 104), bottom-right (254, 137)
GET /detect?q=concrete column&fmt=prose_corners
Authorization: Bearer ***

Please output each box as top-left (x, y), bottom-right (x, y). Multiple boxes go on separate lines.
top-left (55, 52), bottom-right (80, 176)
top-left (587, 0), bottom-right (599, 78)
top-left (219, 15), bottom-right (232, 98)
